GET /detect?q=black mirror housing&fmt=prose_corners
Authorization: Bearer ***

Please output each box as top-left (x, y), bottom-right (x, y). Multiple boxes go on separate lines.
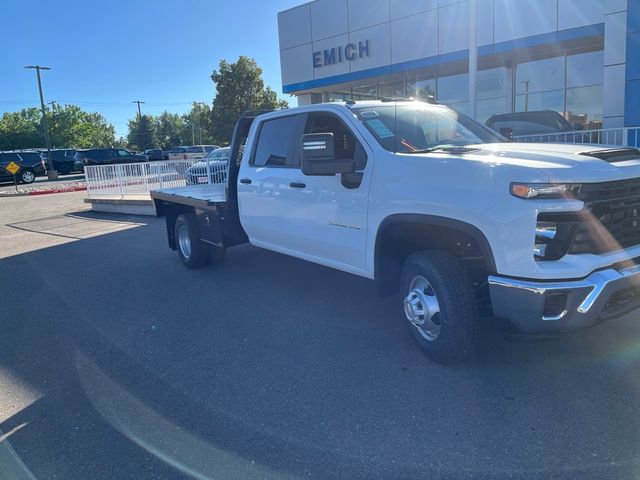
top-left (301, 133), bottom-right (354, 176)
top-left (499, 127), bottom-right (513, 140)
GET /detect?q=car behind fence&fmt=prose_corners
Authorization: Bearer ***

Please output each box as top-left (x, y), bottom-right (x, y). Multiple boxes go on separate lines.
top-left (84, 160), bottom-right (228, 199)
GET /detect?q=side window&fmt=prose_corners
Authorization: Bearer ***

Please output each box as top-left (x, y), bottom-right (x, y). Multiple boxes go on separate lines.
top-left (4, 153), bottom-right (21, 163)
top-left (252, 116), bottom-right (299, 167)
top-left (303, 113), bottom-right (367, 169)
top-left (118, 149), bottom-right (130, 157)
top-left (18, 152), bottom-right (39, 164)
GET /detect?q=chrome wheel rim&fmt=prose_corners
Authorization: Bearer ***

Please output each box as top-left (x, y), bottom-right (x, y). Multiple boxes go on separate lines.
top-left (403, 275), bottom-right (442, 341)
top-left (22, 171), bottom-right (35, 183)
top-left (177, 224), bottom-right (191, 259)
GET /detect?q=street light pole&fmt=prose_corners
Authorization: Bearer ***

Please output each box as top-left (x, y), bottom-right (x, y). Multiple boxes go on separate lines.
top-left (47, 100), bottom-right (57, 149)
top-left (25, 65), bottom-right (57, 180)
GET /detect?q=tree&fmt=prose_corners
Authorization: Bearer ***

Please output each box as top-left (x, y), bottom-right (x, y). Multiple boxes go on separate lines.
top-left (127, 114), bottom-right (156, 151)
top-left (50, 105), bottom-right (115, 148)
top-left (113, 137), bottom-right (128, 149)
top-left (0, 105), bottom-right (115, 150)
top-left (180, 102), bottom-right (215, 146)
top-left (154, 111), bottom-right (183, 149)
top-left (0, 108), bottom-right (42, 150)
top-left (210, 56), bottom-right (288, 144)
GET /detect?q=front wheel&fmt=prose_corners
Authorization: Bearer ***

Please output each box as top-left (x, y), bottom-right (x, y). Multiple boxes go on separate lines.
top-left (400, 251), bottom-right (479, 364)
top-left (175, 214), bottom-right (209, 269)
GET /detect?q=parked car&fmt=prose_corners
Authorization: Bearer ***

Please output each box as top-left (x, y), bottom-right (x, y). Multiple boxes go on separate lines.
top-left (486, 110), bottom-right (580, 139)
top-left (0, 150), bottom-right (46, 184)
top-left (151, 102), bottom-right (640, 364)
top-left (166, 145), bottom-right (220, 161)
top-left (185, 147), bottom-right (230, 185)
top-left (144, 149), bottom-right (168, 161)
top-left (74, 148), bottom-right (147, 167)
top-left (163, 146), bottom-right (187, 159)
top-left (42, 149), bottom-right (78, 174)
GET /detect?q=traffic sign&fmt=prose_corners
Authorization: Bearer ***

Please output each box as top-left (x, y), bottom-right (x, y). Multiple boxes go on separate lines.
top-left (5, 161), bottom-right (20, 175)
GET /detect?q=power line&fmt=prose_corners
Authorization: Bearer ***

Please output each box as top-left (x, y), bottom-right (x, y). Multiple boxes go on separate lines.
top-left (1, 99), bottom-right (210, 108)
top-left (33, 100), bottom-right (208, 106)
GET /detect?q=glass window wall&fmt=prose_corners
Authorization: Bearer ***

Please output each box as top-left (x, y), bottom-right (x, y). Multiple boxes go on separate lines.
top-left (315, 48), bottom-right (603, 131)
top-left (567, 50), bottom-right (604, 88)
top-left (437, 73), bottom-right (469, 104)
top-left (515, 56), bottom-right (564, 95)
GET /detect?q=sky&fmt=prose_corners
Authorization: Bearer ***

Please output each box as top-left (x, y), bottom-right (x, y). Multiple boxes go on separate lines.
top-left (0, 0), bottom-right (303, 138)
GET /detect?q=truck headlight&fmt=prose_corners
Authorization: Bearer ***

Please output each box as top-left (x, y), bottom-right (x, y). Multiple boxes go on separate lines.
top-left (511, 183), bottom-right (581, 199)
top-left (534, 216), bottom-right (579, 260)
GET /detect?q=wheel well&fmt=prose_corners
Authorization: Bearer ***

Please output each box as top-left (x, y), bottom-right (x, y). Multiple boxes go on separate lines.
top-left (374, 216), bottom-right (496, 298)
top-left (163, 203), bottom-right (195, 250)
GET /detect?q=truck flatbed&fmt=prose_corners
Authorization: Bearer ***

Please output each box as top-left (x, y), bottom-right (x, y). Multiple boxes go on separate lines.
top-left (151, 184), bottom-right (227, 209)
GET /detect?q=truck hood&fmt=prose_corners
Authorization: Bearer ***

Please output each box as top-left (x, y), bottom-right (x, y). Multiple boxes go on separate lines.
top-left (461, 143), bottom-right (640, 182)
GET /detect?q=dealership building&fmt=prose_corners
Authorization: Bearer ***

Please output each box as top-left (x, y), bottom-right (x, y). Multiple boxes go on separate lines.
top-left (278, 0), bottom-right (640, 132)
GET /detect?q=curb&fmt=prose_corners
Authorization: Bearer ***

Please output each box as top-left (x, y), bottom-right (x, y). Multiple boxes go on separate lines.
top-left (0, 185), bottom-right (87, 198)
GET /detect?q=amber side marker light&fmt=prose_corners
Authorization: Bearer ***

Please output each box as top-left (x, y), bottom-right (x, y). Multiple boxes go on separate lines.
top-left (510, 183), bottom-right (582, 199)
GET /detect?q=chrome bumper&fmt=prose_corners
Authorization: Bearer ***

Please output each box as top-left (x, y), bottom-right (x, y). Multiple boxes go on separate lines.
top-left (488, 264), bottom-right (640, 333)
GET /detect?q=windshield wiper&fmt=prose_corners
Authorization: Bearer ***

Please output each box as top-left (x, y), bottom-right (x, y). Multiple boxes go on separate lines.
top-left (403, 145), bottom-right (480, 154)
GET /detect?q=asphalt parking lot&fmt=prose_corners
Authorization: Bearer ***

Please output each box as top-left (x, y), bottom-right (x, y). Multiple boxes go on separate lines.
top-left (1, 192), bottom-right (640, 479)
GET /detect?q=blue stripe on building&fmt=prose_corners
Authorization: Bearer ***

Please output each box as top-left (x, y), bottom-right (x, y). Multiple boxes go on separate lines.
top-left (283, 23), bottom-right (604, 94)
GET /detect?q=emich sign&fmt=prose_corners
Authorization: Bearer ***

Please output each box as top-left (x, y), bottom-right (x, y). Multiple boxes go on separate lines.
top-left (312, 40), bottom-right (371, 68)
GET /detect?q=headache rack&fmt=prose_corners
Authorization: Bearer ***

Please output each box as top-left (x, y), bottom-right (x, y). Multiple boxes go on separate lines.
top-left (570, 178), bottom-right (640, 254)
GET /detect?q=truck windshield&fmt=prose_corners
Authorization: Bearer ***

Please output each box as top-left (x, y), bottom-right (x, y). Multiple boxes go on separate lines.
top-left (351, 104), bottom-right (504, 153)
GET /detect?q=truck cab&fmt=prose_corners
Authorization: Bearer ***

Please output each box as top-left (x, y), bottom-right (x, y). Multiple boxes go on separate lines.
top-left (152, 100), bottom-right (640, 364)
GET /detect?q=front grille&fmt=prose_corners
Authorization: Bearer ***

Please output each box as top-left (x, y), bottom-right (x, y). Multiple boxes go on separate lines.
top-left (570, 178), bottom-right (640, 254)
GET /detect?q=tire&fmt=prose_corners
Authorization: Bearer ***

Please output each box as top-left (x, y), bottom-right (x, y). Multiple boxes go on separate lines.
top-left (208, 245), bottom-right (227, 265)
top-left (400, 250), bottom-right (479, 364)
top-left (20, 168), bottom-right (36, 184)
top-left (174, 214), bottom-right (209, 269)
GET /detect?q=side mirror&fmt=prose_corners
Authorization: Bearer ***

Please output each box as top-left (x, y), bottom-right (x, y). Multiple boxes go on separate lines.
top-left (300, 133), bottom-right (354, 176)
top-left (499, 127), bottom-right (513, 140)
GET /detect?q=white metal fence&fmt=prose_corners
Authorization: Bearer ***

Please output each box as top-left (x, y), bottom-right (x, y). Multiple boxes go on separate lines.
top-left (513, 127), bottom-right (640, 148)
top-left (85, 160), bottom-right (228, 199)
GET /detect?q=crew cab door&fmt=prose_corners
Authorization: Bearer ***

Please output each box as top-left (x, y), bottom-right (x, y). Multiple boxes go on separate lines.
top-left (286, 111), bottom-right (372, 274)
top-left (237, 114), bottom-right (303, 248)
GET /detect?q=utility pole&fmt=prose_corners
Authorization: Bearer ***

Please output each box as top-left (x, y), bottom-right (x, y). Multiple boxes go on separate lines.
top-left (25, 65), bottom-right (57, 180)
top-left (191, 113), bottom-right (195, 145)
top-left (132, 100), bottom-right (145, 119)
top-left (132, 100), bottom-right (145, 150)
top-left (48, 101), bottom-right (57, 149)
